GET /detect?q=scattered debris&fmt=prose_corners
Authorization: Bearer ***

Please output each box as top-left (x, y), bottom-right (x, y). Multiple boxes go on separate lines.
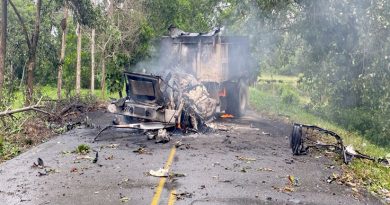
top-left (133, 147), bottom-right (152, 155)
top-left (256, 168), bottom-right (273, 172)
top-left (32, 158), bottom-right (45, 169)
top-left (93, 152), bottom-right (98, 163)
top-left (240, 167), bottom-right (251, 173)
top-left (106, 144), bottom-right (119, 149)
top-left (262, 131), bottom-right (271, 136)
top-left (76, 155), bottom-right (93, 160)
top-left (155, 129), bottom-right (170, 143)
top-left (173, 191), bottom-right (193, 200)
top-left (207, 123), bottom-right (230, 131)
top-left (119, 193), bottom-right (129, 203)
top-left (37, 171), bottom-right (47, 177)
top-left (37, 158), bottom-right (44, 167)
top-left (149, 168), bottom-right (169, 177)
top-left (70, 167), bottom-right (78, 173)
top-left (236, 156), bottom-right (256, 162)
top-left (219, 179), bottom-right (234, 183)
top-left (174, 140), bottom-right (183, 148)
top-left (273, 185), bottom-right (294, 193)
top-left (118, 178), bottom-right (130, 185)
top-left (145, 132), bottom-right (156, 140)
top-left (288, 175), bottom-right (300, 187)
top-left (105, 155), bottom-right (114, 160)
top-left (169, 172), bottom-right (186, 178)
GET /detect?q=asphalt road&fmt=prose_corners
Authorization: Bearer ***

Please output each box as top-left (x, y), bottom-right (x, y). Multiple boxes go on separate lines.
top-left (0, 111), bottom-right (382, 205)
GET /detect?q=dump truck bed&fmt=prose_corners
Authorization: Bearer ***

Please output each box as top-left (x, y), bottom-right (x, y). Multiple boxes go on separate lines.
top-left (160, 36), bottom-right (253, 83)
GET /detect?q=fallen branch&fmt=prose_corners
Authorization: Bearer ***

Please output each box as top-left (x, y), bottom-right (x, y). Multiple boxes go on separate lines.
top-left (0, 97), bottom-right (55, 117)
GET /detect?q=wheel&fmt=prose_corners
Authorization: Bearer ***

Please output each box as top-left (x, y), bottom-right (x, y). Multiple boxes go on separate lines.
top-left (226, 80), bottom-right (248, 117)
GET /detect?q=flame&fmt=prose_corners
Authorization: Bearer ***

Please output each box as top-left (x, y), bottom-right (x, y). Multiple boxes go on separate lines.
top-left (221, 114), bottom-right (234, 118)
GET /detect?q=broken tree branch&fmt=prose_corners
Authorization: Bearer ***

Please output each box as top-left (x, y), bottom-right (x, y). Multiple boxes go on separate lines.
top-left (0, 97), bottom-right (55, 117)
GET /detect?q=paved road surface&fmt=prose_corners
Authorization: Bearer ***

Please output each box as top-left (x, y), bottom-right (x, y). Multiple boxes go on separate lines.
top-left (0, 111), bottom-right (382, 205)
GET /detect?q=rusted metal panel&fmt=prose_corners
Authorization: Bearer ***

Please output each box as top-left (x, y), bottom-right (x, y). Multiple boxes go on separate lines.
top-left (160, 36), bottom-right (253, 83)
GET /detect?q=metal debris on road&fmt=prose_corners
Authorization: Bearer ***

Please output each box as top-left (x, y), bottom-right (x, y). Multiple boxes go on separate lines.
top-left (173, 191), bottom-right (193, 200)
top-left (155, 129), bottom-right (170, 143)
top-left (290, 123), bottom-right (389, 165)
top-left (32, 158), bottom-right (45, 169)
top-left (133, 147), bottom-right (152, 155)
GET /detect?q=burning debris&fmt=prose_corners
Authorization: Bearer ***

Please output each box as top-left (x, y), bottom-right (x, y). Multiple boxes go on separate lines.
top-left (94, 71), bottom-right (217, 141)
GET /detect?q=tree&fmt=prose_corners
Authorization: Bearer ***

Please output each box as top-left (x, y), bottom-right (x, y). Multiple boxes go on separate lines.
top-left (9, 0), bottom-right (42, 105)
top-left (90, 0), bottom-right (95, 94)
top-left (75, 22), bottom-right (81, 95)
top-left (57, 7), bottom-right (68, 99)
top-left (0, 0), bottom-right (7, 98)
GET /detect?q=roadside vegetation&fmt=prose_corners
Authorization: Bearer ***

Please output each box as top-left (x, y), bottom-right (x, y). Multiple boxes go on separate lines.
top-left (250, 74), bottom-right (390, 197)
top-left (0, 88), bottom-right (111, 162)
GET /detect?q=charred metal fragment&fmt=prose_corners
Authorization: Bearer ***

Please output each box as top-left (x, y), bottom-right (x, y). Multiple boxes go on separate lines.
top-left (291, 123), bottom-right (389, 165)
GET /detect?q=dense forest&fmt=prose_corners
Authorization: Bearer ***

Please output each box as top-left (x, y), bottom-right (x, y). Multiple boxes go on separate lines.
top-left (0, 0), bottom-right (389, 146)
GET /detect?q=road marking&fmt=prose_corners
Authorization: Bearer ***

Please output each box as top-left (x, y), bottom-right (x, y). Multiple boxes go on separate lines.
top-left (150, 147), bottom-right (176, 205)
top-left (168, 190), bottom-right (176, 205)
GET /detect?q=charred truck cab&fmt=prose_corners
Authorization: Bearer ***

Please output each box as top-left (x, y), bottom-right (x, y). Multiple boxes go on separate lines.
top-left (160, 35), bottom-right (254, 117)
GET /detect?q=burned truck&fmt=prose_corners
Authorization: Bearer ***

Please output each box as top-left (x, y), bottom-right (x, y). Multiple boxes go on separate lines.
top-left (107, 30), bottom-right (255, 132)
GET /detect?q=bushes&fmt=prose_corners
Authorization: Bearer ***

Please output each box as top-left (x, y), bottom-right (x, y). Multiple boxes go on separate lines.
top-left (0, 138), bottom-right (20, 161)
top-left (317, 107), bottom-right (390, 146)
top-left (279, 85), bottom-right (300, 105)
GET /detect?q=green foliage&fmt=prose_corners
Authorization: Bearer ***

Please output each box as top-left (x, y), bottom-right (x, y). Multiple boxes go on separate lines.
top-left (75, 144), bottom-right (90, 155)
top-left (0, 139), bottom-right (20, 160)
top-left (279, 85), bottom-right (300, 105)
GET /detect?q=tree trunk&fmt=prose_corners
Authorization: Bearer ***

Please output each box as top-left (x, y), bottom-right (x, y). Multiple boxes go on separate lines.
top-left (90, 0), bottom-right (96, 94)
top-left (76, 23), bottom-right (82, 96)
top-left (26, 56), bottom-right (35, 105)
top-left (101, 56), bottom-right (106, 99)
top-left (91, 28), bottom-right (95, 93)
top-left (0, 0), bottom-right (7, 98)
top-left (57, 7), bottom-right (68, 100)
top-left (25, 0), bottom-right (42, 105)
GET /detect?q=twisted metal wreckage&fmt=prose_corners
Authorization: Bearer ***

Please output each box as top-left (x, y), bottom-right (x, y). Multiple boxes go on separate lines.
top-left (290, 123), bottom-right (389, 165)
top-left (94, 71), bottom-right (217, 142)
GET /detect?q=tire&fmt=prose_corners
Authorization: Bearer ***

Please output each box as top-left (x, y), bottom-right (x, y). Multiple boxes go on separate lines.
top-left (226, 80), bottom-right (248, 117)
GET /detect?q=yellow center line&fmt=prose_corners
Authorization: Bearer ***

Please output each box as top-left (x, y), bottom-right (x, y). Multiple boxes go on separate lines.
top-left (150, 147), bottom-right (176, 205)
top-left (168, 189), bottom-right (177, 205)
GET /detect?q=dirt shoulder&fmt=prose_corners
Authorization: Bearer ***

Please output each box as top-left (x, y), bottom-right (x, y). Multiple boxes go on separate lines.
top-left (0, 111), bottom-right (383, 205)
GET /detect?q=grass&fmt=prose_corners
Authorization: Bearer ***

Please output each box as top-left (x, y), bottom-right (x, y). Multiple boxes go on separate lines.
top-left (249, 76), bottom-right (390, 196)
top-left (11, 85), bottom-right (120, 109)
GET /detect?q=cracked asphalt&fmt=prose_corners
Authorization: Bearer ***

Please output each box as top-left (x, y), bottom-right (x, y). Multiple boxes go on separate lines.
top-left (0, 111), bottom-right (382, 205)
